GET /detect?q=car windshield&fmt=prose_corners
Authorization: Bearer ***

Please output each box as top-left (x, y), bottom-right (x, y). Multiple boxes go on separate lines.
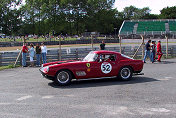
top-left (83, 52), bottom-right (98, 62)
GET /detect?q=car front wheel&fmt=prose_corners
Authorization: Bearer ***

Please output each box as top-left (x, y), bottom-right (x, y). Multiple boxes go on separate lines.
top-left (118, 67), bottom-right (132, 81)
top-left (55, 70), bottom-right (72, 85)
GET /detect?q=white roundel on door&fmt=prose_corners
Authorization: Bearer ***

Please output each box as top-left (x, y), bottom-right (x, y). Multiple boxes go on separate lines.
top-left (101, 62), bottom-right (112, 74)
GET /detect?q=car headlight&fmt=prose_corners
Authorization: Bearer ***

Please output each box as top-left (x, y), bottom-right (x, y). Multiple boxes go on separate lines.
top-left (43, 66), bottom-right (49, 73)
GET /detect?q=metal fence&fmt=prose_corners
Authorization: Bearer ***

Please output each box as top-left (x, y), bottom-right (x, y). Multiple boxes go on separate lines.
top-left (0, 45), bottom-right (176, 66)
top-left (0, 39), bottom-right (119, 47)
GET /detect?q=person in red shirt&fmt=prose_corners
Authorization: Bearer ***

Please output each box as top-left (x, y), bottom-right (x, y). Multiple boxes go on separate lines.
top-left (22, 43), bottom-right (28, 67)
top-left (157, 40), bottom-right (162, 62)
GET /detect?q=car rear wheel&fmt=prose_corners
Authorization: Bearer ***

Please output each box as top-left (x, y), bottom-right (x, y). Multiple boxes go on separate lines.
top-left (118, 67), bottom-right (132, 81)
top-left (55, 70), bottom-right (72, 85)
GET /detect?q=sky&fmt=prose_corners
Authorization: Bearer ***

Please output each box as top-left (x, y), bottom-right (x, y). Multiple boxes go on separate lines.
top-left (114, 0), bottom-right (176, 14)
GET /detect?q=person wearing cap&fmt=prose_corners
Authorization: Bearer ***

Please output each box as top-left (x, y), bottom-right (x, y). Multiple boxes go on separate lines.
top-left (157, 40), bottom-right (162, 62)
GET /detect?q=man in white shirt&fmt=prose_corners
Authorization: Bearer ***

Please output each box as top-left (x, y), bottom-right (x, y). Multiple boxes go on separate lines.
top-left (41, 43), bottom-right (47, 64)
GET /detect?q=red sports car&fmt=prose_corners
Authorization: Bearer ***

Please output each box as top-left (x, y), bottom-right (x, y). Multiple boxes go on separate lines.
top-left (40, 50), bottom-right (144, 85)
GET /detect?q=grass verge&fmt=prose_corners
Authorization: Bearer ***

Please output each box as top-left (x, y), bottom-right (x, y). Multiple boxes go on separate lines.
top-left (0, 65), bottom-right (20, 71)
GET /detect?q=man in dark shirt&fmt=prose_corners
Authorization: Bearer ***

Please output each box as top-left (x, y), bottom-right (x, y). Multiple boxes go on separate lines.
top-left (100, 40), bottom-right (105, 50)
top-left (143, 40), bottom-right (152, 63)
top-left (36, 43), bottom-right (41, 66)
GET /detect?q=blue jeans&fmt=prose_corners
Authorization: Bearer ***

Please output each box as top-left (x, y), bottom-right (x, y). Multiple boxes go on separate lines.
top-left (36, 54), bottom-right (41, 65)
top-left (22, 52), bottom-right (27, 66)
top-left (151, 51), bottom-right (155, 62)
top-left (143, 50), bottom-right (152, 62)
top-left (42, 53), bottom-right (47, 64)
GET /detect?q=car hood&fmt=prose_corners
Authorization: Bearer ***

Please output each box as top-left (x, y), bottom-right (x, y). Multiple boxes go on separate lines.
top-left (43, 60), bottom-right (85, 67)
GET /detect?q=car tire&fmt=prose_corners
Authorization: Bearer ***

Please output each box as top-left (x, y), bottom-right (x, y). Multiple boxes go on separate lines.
top-left (55, 70), bottom-right (72, 85)
top-left (118, 66), bottom-right (132, 81)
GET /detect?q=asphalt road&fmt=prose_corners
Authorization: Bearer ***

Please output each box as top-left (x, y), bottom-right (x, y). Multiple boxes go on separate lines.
top-left (0, 58), bottom-right (176, 118)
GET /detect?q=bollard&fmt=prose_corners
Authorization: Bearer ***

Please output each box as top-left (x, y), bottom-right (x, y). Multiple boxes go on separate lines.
top-left (170, 48), bottom-right (173, 57)
top-left (75, 49), bottom-right (78, 60)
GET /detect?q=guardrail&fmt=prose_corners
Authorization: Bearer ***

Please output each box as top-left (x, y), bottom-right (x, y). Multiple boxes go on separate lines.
top-left (0, 45), bottom-right (176, 66)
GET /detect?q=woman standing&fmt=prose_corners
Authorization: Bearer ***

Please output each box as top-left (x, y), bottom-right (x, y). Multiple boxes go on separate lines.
top-left (36, 43), bottom-right (41, 66)
top-left (41, 43), bottom-right (47, 64)
top-left (29, 43), bottom-right (35, 67)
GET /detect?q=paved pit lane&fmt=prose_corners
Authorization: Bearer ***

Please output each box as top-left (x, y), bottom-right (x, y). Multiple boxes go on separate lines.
top-left (0, 58), bottom-right (176, 118)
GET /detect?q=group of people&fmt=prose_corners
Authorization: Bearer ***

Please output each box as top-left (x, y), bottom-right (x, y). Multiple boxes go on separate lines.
top-left (144, 40), bottom-right (163, 63)
top-left (22, 43), bottom-right (47, 67)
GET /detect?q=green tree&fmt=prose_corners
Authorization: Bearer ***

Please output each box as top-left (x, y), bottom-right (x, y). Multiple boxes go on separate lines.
top-left (0, 0), bottom-right (22, 35)
top-left (159, 6), bottom-right (176, 19)
top-left (122, 6), bottom-right (151, 20)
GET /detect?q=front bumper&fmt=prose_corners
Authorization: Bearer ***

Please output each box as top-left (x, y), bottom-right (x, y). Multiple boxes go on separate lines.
top-left (39, 69), bottom-right (54, 81)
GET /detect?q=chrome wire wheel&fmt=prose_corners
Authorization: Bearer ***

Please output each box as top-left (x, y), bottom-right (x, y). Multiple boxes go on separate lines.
top-left (57, 71), bottom-right (70, 84)
top-left (119, 67), bottom-right (132, 80)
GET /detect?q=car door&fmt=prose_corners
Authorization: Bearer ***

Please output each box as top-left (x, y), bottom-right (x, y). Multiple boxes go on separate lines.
top-left (99, 54), bottom-right (118, 77)
top-left (88, 54), bottom-right (118, 78)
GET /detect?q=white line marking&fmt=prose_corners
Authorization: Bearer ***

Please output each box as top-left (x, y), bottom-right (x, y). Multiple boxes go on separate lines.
top-left (64, 94), bottom-right (75, 97)
top-left (16, 95), bottom-right (32, 101)
top-left (149, 108), bottom-right (170, 113)
top-left (157, 78), bottom-right (170, 81)
top-left (165, 77), bottom-right (172, 79)
top-left (42, 96), bottom-right (54, 99)
top-left (0, 103), bottom-right (12, 105)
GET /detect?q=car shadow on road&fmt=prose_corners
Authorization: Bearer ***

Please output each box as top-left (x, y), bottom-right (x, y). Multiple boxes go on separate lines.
top-left (146, 60), bottom-right (176, 64)
top-left (158, 60), bottom-right (176, 64)
top-left (48, 76), bottom-right (159, 89)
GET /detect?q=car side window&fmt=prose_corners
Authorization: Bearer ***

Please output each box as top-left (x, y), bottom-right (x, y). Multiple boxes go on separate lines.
top-left (109, 55), bottom-right (116, 61)
top-left (98, 54), bottom-right (116, 62)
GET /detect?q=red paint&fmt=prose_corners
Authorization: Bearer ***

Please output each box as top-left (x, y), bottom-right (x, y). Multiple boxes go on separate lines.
top-left (40, 51), bottom-right (144, 79)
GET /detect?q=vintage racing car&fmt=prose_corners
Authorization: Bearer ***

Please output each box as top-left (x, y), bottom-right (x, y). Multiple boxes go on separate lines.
top-left (40, 50), bottom-right (144, 85)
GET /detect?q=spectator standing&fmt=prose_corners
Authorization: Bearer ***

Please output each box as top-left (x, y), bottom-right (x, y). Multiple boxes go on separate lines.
top-left (151, 41), bottom-right (156, 63)
top-left (143, 40), bottom-right (152, 63)
top-left (41, 43), bottom-right (47, 64)
top-left (36, 43), bottom-right (41, 66)
top-left (29, 43), bottom-right (35, 67)
top-left (22, 43), bottom-right (28, 67)
top-left (157, 40), bottom-right (163, 62)
top-left (100, 40), bottom-right (105, 50)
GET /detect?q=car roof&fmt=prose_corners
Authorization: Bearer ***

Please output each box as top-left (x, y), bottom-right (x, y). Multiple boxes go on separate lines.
top-left (92, 50), bottom-right (120, 55)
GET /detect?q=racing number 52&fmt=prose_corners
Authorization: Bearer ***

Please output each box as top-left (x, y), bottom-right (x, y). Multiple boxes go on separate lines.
top-left (102, 65), bottom-right (110, 71)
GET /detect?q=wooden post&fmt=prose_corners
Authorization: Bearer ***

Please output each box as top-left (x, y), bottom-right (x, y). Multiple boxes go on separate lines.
top-left (165, 36), bottom-right (168, 58)
top-left (75, 49), bottom-right (78, 60)
top-left (13, 37), bottom-right (25, 67)
top-left (14, 50), bottom-right (22, 67)
top-left (132, 43), bottom-right (143, 58)
top-left (59, 35), bottom-right (61, 61)
top-left (91, 35), bottom-right (93, 51)
top-left (23, 36), bottom-right (26, 43)
top-left (118, 35), bottom-right (122, 54)
top-left (141, 35), bottom-right (145, 58)
top-left (0, 53), bottom-right (2, 66)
